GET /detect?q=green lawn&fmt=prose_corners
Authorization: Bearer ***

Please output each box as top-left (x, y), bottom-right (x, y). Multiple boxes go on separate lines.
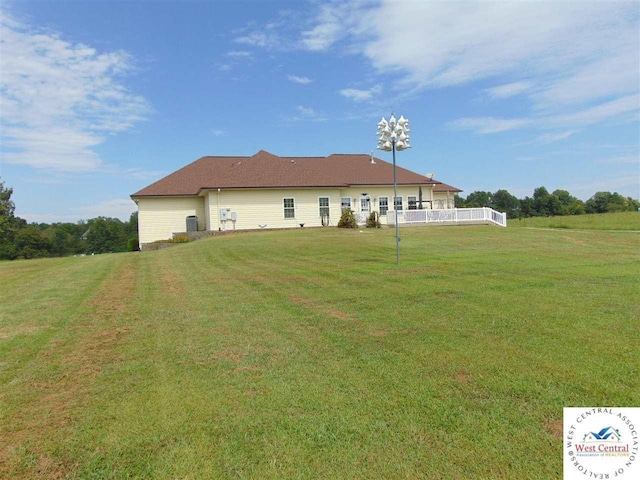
top-left (1, 224), bottom-right (638, 479)
top-left (509, 211), bottom-right (640, 230)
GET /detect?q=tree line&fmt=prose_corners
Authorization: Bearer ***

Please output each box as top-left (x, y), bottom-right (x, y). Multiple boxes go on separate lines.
top-left (1, 177), bottom-right (638, 260)
top-left (1, 179), bottom-right (139, 260)
top-left (455, 187), bottom-right (639, 219)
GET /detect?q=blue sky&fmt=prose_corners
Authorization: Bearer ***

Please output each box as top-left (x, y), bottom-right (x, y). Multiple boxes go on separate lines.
top-left (1, 0), bottom-right (638, 222)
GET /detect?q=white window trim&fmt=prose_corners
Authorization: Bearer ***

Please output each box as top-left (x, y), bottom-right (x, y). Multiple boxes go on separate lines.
top-left (379, 196), bottom-right (389, 215)
top-left (283, 197), bottom-right (296, 219)
top-left (408, 195), bottom-right (417, 210)
top-left (394, 196), bottom-right (403, 211)
top-left (341, 197), bottom-right (352, 212)
top-left (318, 196), bottom-right (330, 218)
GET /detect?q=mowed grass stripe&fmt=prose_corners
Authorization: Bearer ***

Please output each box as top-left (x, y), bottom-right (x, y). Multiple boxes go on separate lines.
top-left (0, 254), bottom-right (141, 478)
top-left (0, 224), bottom-right (638, 478)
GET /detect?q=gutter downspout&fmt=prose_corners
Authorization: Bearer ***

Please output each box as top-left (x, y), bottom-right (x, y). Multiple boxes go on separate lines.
top-left (217, 188), bottom-right (221, 231)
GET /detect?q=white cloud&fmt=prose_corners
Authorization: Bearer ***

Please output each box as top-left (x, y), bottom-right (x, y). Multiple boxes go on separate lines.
top-left (234, 32), bottom-right (279, 49)
top-left (21, 198), bottom-right (137, 223)
top-left (356, 2), bottom-right (637, 90)
top-left (0, 12), bottom-right (151, 172)
top-left (532, 48), bottom-right (639, 109)
top-left (524, 130), bottom-right (577, 145)
top-left (566, 173), bottom-right (640, 200)
top-left (486, 81), bottom-right (533, 99)
top-left (551, 94), bottom-right (640, 128)
top-left (339, 85), bottom-right (382, 102)
top-left (449, 95), bottom-right (640, 135)
top-left (301, 3), bottom-right (348, 52)
top-left (448, 117), bottom-right (531, 134)
top-left (281, 105), bottom-right (327, 124)
top-left (303, 0), bottom-right (639, 128)
top-left (600, 155), bottom-right (640, 165)
top-left (226, 50), bottom-right (252, 57)
top-left (287, 74), bottom-right (313, 84)
top-left (296, 105), bottom-right (317, 117)
top-left (211, 129), bottom-right (225, 136)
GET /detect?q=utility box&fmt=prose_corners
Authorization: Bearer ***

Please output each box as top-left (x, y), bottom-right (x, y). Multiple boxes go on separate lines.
top-left (219, 208), bottom-right (230, 221)
top-left (186, 215), bottom-right (198, 232)
top-left (230, 212), bottom-right (237, 221)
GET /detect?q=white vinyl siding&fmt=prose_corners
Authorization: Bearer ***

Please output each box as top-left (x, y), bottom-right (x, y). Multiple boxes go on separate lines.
top-left (137, 196), bottom-right (205, 245)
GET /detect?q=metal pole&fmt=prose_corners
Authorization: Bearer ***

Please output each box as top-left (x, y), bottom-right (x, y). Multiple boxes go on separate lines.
top-left (392, 140), bottom-right (399, 264)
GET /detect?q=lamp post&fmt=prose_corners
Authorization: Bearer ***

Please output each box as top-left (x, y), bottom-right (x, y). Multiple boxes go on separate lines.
top-left (377, 113), bottom-right (411, 264)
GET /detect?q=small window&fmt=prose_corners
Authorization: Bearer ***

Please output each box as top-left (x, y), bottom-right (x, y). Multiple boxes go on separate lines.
top-left (283, 198), bottom-right (295, 218)
top-left (341, 197), bottom-right (352, 212)
top-left (394, 196), bottom-right (403, 211)
top-left (379, 197), bottom-right (388, 215)
top-left (408, 195), bottom-right (417, 210)
top-left (319, 197), bottom-right (330, 217)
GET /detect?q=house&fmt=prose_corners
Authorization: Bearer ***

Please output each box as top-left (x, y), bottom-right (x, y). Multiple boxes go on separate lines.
top-left (131, 150), bottom-right (462, 245)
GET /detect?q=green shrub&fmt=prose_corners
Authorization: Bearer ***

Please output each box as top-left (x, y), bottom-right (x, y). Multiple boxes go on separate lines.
top-left (172, 235), bottom-right (190, 243)
top-left (152, 235), bottom-right (190, 244)
top-left (366, 211), bottom-right (381, 228)
top-left (127, 236), bottom-right (140, 251)
top-left (337, 209), bottom-right (357, 228)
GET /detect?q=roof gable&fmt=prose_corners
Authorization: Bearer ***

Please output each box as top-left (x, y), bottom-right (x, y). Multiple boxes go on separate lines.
top-left (132, 150), bottom-right (450, 197)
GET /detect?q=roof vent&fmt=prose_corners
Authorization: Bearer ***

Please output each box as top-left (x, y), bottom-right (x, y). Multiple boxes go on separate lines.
top-left (370, 151), bottom-right (376, 164)
top-left (290, 159), bottom-right (295, 164)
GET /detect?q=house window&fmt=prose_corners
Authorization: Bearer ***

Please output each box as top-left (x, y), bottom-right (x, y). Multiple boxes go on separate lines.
top-left (394, 196), bottom-right (403, 211)
top-left (319, 197), bottom-right (330, 217)
top-left (341, 197), bottom-right (352, 212)
top-left (283, 198), bottom-right (295, 218)
top-left (379, 197), bottom-right (388, 215)
top-left (408, 195), bottom-right (417, 210)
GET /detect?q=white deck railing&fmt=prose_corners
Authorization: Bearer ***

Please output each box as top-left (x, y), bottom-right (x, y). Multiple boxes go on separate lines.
top-left (386, 207), bottom-right (507, 227)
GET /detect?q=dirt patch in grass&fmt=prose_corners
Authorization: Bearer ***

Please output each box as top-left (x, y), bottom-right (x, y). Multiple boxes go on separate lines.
top-left (456, 370), bottom-right (472, 384)
top-left (367, 329), bottom-right (388, 337)
top-left (0, 258), bottom-right (138, 479)
top-left (0, 323), bottom-right (43, 340)
top-left (562, 235), bottom-right (589, 246)
top-left (544, 418), bottom-right (563, 440)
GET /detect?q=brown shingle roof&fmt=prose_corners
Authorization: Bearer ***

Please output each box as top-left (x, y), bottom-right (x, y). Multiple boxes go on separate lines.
top-left (433, 182), bottom-right (462, 193)
top-left (132, 150), bottom-right (450, 197)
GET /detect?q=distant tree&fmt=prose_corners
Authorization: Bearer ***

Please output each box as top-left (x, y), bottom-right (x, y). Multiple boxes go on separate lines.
top-left (47, 223), bottom-right (87, 256)
top-left (566, 200), bottom-right (586, 215)
top-left (454, 194), bottom-right (465, 207)
top-left (0, 179), bottom-right (16, 242)
top-left (491, 189), bottom-right (520, 218)
top-left (0, 179), bottom-right (26, 260)
top-left (15, 226), bottom-right (52, 259)
top-left (607, 192), bottom-right (629, 212)
top-left (519, 196), bottom-right (535, 218)
top-left (128, 211), bottom-right (139, 236)
top-left (127, 211), bottom-right (139, 251)
top-left (585, 192), bottom-right (613, 214)
top-left (532, 187), bottom-right (552, 216)
top-left (464, 191), bottom-right (493, 208)
top-left (86, 217), bottom-right (128, 253)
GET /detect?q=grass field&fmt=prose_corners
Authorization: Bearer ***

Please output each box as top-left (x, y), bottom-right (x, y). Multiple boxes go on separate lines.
top-left (1, 221), bottom-right (638, 479)
top-left (508, 211), bottom-right (640, 230)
